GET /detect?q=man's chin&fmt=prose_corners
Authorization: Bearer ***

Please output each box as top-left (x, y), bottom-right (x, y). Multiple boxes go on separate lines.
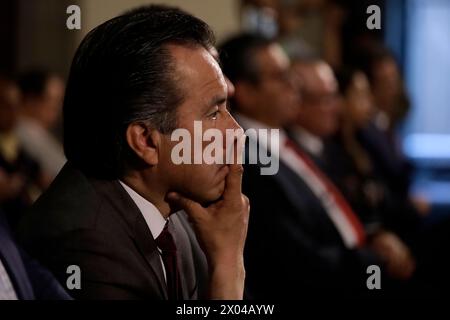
top-left (197, 186), bottom-right (225, 207)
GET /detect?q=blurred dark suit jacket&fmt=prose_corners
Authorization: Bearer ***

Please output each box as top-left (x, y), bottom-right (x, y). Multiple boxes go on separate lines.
top-left (357, 122), bottom-right (413, 197)
top-left (242, 138), bottom-right (379, 299)
top-left (355, 124), bottom-right (421, 246)
top-left (17, 162), bottom-right (208, 300)
top-left (0, 210), bottom-right (70, 300)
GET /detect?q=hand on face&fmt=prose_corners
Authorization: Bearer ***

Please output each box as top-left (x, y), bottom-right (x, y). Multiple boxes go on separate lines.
top-left (166, 135), bottom-right (249, 299)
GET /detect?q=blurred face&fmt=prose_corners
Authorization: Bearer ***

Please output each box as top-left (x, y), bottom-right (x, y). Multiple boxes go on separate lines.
top-left (38, 76), bottom-right (65, 129)
top-left (371, 58), bottom-right (401, 114)
top-left (295, 61), bottom-right (340, 137)
top-left (345, 72), bottom-right (374, 128)
top-left (0, 81), bottom-right (20, 132)
top-left (158, 45), bottom-right (242, 204)
top-left (247, 44), bottom-right (300, 127)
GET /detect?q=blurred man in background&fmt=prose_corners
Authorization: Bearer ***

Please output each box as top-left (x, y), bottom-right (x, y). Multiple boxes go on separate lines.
top-left (16, 70), bottom-right (66, 180)
top-left (0, 77), bottom-right (68, 300)
top-left (0, 77), bottom-right (46, 229)
top-left (0, 209), bottom-right (70, 300)
top-left (220, 33), bottom-right (392, 298)
top-left (290, 60), bottom-right (417, 286)
top-left (355, 47), bottom-right (426, 242)
top-left (221, 35), bottom-right (422, 298)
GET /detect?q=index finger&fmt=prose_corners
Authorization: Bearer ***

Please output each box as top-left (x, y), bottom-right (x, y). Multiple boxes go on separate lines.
top-left (223, 133), bottom-right (246, 200)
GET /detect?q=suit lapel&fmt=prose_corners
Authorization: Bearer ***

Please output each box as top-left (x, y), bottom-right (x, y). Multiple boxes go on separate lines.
top-left (89, 178), bottom-right (168, 299)
top-left (133, 215), bottom-right (168, 299)
top-left (169, 214), bottom-right (197, 299)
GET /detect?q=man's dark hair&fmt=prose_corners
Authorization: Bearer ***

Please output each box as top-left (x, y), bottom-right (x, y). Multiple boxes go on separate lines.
top-left (218, 33), bottom-right (273, 111)
top-left (18, 70), bottom-right (53, 98)
top-left (219, 33), bottom-right (273, 86)
top-left (63, 5), bottom-right (215, 179)
top-left (335, 67), bottom-right (359, 96)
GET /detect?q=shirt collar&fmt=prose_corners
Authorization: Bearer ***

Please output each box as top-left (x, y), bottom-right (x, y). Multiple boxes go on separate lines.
top-left (291, 126), bottom-right (324, 157)
top-left (119, 181), bottom-right (167, 240)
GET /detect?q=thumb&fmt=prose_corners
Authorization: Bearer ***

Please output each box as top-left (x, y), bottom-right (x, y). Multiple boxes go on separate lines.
top-left (166, 192), bottom-right (204, 220)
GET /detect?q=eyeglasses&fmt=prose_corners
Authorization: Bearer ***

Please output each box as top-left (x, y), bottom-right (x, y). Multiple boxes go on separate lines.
top-left (301, 92), bottom-right (339, 106)
top-left (259, 70), bottom-right (299, 87)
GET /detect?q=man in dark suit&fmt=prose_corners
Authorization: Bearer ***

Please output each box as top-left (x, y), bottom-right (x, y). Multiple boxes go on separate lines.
top-left (0, 210), bottom-right (70, 300)
top-left (219, 34), bottom-right (415, 298)
top-left (291, 60), bottom-right (417, 280)
top-left (18, 6), bottom-right (249, 300)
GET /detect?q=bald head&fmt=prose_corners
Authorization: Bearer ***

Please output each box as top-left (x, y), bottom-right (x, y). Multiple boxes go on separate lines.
top-left (293, 60), bottom-right (341, 137)
top-left (294, 60), bottom-right (337, 96)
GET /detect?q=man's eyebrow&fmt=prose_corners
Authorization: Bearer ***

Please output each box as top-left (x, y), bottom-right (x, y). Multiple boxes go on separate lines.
top-left (206, 94), bottom-right (227, 108)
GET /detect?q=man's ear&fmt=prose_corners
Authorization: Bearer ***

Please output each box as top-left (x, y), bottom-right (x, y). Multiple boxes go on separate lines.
top-left (126, 123), bottom-right (160, 166)
top-left (234, 81), bottom-right (258, 113)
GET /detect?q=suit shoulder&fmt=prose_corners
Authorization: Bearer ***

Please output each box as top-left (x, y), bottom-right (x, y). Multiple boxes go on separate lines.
top-left (18, 163), bottom-right (104, 242)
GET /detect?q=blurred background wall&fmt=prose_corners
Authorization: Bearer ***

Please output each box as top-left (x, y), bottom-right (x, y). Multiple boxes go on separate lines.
top-left (78, 0), bottom-right (240, 43)
top-left (15, 0), bottom-right (77, 78)
top-left (2, 0), bottom-right (240, 78)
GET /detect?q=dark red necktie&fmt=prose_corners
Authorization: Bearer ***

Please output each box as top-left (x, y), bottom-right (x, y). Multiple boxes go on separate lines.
top-left (155, 221), bottom-right (183, 300)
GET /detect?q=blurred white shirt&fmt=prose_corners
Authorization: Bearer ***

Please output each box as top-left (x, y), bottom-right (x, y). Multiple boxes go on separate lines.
top-left (16, 117), bottom-right (66, 179)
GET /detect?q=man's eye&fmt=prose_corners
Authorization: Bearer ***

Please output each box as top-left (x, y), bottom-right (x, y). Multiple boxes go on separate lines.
top-left (209, 108), bottom-right (219, 120)
top-left (210, 111), bottom-right (219, 120)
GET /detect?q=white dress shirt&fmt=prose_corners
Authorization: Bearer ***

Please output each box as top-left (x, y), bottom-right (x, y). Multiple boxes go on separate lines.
top-left (291, 126), bottom-right (324, 158)
top-left (119, 181), bottom-right (167, 282)
top-left (15, 117), bottom-right (66, 179)
top-left (0, 258), bottom-right (18, 300)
